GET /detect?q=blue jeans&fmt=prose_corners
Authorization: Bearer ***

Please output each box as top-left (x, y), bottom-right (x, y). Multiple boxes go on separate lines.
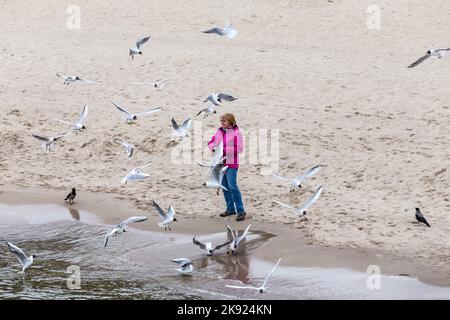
top-left (222, 167), bottom-right (245, 215)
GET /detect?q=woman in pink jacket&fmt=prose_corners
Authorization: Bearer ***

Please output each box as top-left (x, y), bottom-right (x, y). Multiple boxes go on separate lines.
top-left (208, 113), bottom-right (246, 221)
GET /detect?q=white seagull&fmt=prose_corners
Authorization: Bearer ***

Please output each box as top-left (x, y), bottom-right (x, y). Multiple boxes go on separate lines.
top-left (129, 78), bottom-right (173, 91)
top-left (203, 163), bottom-right (228, 192)
top-left (152, 200), bottom-right (177, 231)
top-left (226, 224), bottom-right (251, 254)
top-left (129, 36), bottom-right (151, 59)
top-left (226, 257), bottom-right (281, 293)
top-left (31, 132), bottom-right (71, 151)
top-left (54, 104), bottom-right (88, 133)
top-left (112, 102), bottom-right (162, 124)
top-left (273, 165), bottom-right (321, 192)
top-left (121, 161), bottom-right (152, 184)
top-left (192, 236), bottom-right (232, 256)
top-left (202, 22), bottom-right (238, 39)
top-left (56, 74), bottom-right (100, 85)
top-left (103, 216), bottom-right (148, 248)
top-left (115, 140), bottom-right (135, 157)
top-left (273, 185), bottom-right (324, 218)
top-left (204, 92), bottom-right (238, 106)
top-left (171, 258), bottom-right (193, 275)
top-left (408, 48), bottom-right (450, 68)
top-left (195, 103), bottom-right (217, 119)
top-left (6, 241), bottom-right (36, 273)
top-left (171, 117), bottom-right (192, 141)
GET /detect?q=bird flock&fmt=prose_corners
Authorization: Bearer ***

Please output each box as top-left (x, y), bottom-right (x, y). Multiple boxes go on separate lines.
top-left (7, 20), bottom-right (436, 295)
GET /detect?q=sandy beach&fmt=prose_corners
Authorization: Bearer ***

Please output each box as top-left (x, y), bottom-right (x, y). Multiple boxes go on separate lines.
top-left (2, 0), bottom-right (450, 295)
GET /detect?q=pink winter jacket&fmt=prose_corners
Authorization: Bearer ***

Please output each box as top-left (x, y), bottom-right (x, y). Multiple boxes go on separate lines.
top-left (208, 125), bottom-right (244, 169)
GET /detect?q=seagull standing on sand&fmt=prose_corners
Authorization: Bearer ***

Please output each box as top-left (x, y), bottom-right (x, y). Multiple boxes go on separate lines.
top-left (115, 140), bottom-right (135, 158)
top-left (6, 241), bottom-right (36, 273)
top-left (226, 224), bottom-right (251, 254)
top-left (112, 102), bottom-right (162, 124)
top-left (129, 36), bottom-right (151, 59)
top-left (152, 200), bottom-right (177, 231)
top-left (192, 236), bottom-right (231, 256)
top-left (31, 132), bottom-right (71, 151)
top-left (202, 22), bottom-right (238, 39)
top-left (171, 117), bottom-right (192, 141)
top-left (171, 258), bottom-right (193, 275)
top-left (415, 208), bottom-right (431, 227)
top-left (121, 161), bottom-right (152, 184)
top-left (103, 216), bottom-right (148, 248)
top-left (408, 48), bottom-right (450, 68)
top-left (129, 79), bottom-right (173, 91)
top-left (64, 187), bottom-right (76, 205)
top-left (204, 92), bottom-right (238, 106)
top-left (226, 257), bottom-right (281, 293)
top-left (273, 185), bottom-right (324, 219)
top-left (56, 74), bottom-right (100, 85)
top-left (54, 105), bottom-right (88, 133)
top-left (273, 165), bottom-right (321, 192)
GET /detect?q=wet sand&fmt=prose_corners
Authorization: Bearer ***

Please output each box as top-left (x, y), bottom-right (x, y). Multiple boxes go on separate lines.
top-left (1, 188), bottom-right (450, 293)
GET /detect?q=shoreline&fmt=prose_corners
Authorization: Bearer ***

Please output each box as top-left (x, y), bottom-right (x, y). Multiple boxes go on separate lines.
top-left (1, 187), bottom-right (450, 289)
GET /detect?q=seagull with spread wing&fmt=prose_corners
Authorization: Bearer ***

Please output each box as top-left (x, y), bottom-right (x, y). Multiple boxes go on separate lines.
top-left (103, 216), bottom-right (148, 248)
top-left (152, 200), bottom-right (177, 231)
top-left (273, 186), bottom-right (324, 219)
top-left (273, 165), bottom-right (321, 192)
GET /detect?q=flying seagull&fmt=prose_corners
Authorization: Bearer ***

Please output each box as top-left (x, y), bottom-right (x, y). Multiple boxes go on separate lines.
top-left (226, 257), bottom-right (281, 293)
top-left (54, 104), bottom-right (88, 133)
top-left (112, 102), bottom-right (162, 124)
top-left (171, 258), bottom-right (193, 275)
top-left (415, 208), bottom-right (430, 227)
top-left (6, 241), bottom-right (36, 273)
top-left (202, 22), bottom-right (238, 39)
top-left (226, 224), bottom-right (251, 254)
top-left (195, 103), bottom-right (217, 119)
top-left (121, 161), bottom-right (152, 184)
top-left (273, 185), bottom-right (324, 218)
top-left (31, 132), bottom-right (71, 151)
top-left (115, 140), bottom-right (135, 157)
top-left (103, 216), bottom-right (148, 248)
top-left (171, 117), bottom-right (192, 141)
top-left (129, 36), bottom-right (150, 59)
top-left (56, 74), bottom-right (100, 85)
top-left (192, 236), bottom-right (231, 256)
top-left (408, 48), bottom-right (450, 68)
top-left (273, 165), bottom-right (321, 192)
top-left (129, 78), bottom-right (173, 91)
top-left (152, 200), bottom-right (177, 231)
top-left (204, 92), bottom-right (238, 106)
top-left (64, 187), bottom-right (76, 205)
top-left (203, 163), bottom-right (228, 192)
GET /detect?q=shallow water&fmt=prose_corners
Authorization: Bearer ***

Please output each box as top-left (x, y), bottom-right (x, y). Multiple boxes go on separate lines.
top-left (1, 203), bottom-right (450, 299)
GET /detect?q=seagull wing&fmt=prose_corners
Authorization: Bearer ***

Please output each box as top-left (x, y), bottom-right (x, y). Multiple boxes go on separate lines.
top-left (6, 241), bottom-right (29, 266)
top-left (31, 133), bottom-right (49, 143)
top-left (181, 118), bottom-right (192, 131)
top-left (171, 258), bottom-right (191, 267)
top-left (213, 239), bottom-right (232, 251)
top-left (153, 200), bottom-right (167, 220)
top-left (76, 105), bottom-right (88, 125)
top-left (166, 206), bottom-right (176, 219)
top-left (225, 285), bottom-right (258, 290)
top-left (193, 236), bottom-right (206, 249)
top-left (103, 229), bottom-right (112, 248)
top-left (272, 199), bottom-right (300, 214)
top-left (408, 54), bottom-right (431, 68)
top-left (54, 119), bottom-right (73, 125)
top-left (298, 186), bottom-right (324, 214)
top-left (262, 257), bottom-right (282, 288)
top-left (134, 107), bottom-right (162, 117)
top-left (79, 78), bottom-right (100, 84)
top-left (217, 93), bottom-right (238, 101)
top-left (171, 117), bottom-right (180, 130)
top-left (272, 173), bottom-right (292, 183)
top-left (236, 224), bottom-right (251, 245)
top-left (293, 165), bottom-right (321, 184)
top-left (202, 27), bottom-right (225, 36)
top-left (118, 215), bottom-right (148, 227)
top-left (136, 36), bottom-right (150, 49)
top-left (112, 102), bottom-right (131, 117)
top-left (139, 161), bottom-right (152, 169)
top-left (226, 225), bottom-right (236, 241)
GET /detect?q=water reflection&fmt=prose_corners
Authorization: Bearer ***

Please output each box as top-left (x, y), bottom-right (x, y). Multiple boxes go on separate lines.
top-left (68, 207), bottom-right (80, 221)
